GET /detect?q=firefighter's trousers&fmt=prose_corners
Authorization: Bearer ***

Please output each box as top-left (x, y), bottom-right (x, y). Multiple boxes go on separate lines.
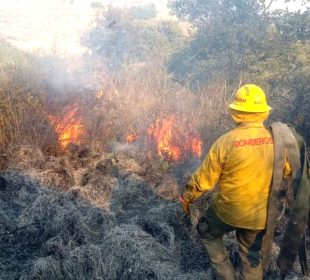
top-left (197, 206), bottom-right (265, 280)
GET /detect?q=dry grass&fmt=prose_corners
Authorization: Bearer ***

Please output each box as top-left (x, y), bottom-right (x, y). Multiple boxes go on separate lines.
top-left (81, 61), bottom-right (231, 158)
top-left (0, 48), bottom-right (231, 171)
top-left (0, 64), bottom-right (58, 158)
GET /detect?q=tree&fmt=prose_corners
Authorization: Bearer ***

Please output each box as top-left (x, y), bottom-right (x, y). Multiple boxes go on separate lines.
top-left (84, 7), bottom-right (186, 72)
top-left (168, 0), bottom-right (265, 28)
top-left (168, 0), bottom-right (270, 87)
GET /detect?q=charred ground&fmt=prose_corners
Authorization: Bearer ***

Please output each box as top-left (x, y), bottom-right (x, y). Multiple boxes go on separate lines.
top-left (0, 145), bottom-right (309, 280)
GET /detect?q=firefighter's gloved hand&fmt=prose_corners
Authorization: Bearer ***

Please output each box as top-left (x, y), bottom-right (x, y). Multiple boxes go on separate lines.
top-left (179, 195), bottom-right (191, 215)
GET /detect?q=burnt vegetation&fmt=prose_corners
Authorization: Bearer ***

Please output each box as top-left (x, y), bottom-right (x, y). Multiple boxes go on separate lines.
top-left (0, 0), bottom-right (309, 279)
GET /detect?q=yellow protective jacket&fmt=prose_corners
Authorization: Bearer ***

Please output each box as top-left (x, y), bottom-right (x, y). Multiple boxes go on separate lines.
top-left (184, 121), bottom-right (291, 229)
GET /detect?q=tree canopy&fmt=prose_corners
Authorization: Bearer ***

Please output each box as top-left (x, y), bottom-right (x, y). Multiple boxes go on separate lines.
top-left (84, 7), bottom-right (186, 72)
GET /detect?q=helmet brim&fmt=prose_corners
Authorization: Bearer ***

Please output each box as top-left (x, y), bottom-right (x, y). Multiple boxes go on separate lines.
top-left (228, 103), bottom-right (272, 113)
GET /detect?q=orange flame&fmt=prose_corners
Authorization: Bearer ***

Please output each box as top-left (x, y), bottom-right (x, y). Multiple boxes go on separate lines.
top-left (126, 133), bottom-right (139, 143)
top-left (147, 116), bottom-right (203, 161)
top-left (191, 137), bottom-right (203, 158)
top-left (48, 105), bottom-right (85, 149)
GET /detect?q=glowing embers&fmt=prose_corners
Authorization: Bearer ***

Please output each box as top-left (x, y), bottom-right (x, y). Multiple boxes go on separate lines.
top-left (147, 116), bottom-right (203, 161)
top-left (48, 105), bottom-right (86, 149)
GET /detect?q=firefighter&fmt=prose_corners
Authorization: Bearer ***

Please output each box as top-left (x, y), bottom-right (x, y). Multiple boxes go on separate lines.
top-left (179, 84), bottom-right (291, 280)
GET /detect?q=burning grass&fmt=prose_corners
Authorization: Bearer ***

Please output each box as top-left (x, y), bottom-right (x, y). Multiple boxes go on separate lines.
top-left (147, 116), bottom-right (203, 161)
top-left (48, 104), bottom-right (86, 150)
top-left (78, 63), bottom-right (231, 161)
top-left (0, 48), bottom-right (231, 169)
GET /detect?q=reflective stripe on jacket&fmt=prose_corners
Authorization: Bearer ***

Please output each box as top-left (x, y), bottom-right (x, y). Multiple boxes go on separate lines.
top-left (184, 121), bottom-right (291, 229)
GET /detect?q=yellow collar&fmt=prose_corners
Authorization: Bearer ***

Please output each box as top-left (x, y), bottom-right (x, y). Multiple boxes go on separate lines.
top-left (235, 122), bottom-right (265, 129)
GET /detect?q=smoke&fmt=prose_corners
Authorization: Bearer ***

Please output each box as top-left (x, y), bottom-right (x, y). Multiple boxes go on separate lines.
top-left (0, 0), bottom-right (231, 160)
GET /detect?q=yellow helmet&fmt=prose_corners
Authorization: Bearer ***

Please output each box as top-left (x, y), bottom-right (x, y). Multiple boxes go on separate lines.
top-left (229, 84), bottom-right (272, 113)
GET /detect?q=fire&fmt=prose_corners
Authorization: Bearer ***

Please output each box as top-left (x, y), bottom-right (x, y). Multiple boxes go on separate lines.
top-left (147, 116), bottom-right (203, 161)
top-left (48, 105), bottom-right (85, 149)
top-left (126, 133), bottom-right (139, 143)
top-left (191, 137), bottom-right (203, 158)
top-left (96, 90), bottom-right (104, 98)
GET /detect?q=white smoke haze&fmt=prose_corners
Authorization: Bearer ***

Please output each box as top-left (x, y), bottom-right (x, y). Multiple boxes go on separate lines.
top-left (0, 0), bottom-right (170, 55)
